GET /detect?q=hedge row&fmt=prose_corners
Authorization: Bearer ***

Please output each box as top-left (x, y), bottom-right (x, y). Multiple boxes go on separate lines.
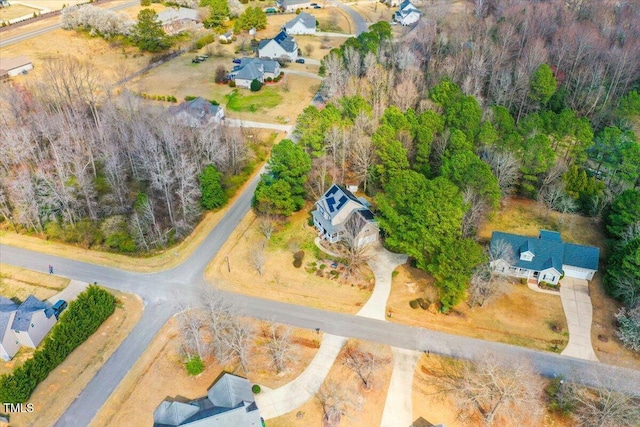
top-left (0, 286), bottom-right (116, 403)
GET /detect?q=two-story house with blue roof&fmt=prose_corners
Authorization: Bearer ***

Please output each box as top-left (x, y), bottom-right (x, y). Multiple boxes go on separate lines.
top-left (258, 30), bottom-right (298, 61)
top-left (312, 184), bottom-right (379, 247)
top-left (490, 230), bottom-right (600, 284)
top-left (1, 295), bottom-right (57, 360)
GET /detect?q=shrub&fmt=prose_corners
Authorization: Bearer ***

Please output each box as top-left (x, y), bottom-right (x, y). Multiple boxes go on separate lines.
top-left (185, 95), bottom-right (197, 101)
top-left (141, 0), bottom-right (151, 5)
top-left (293, 250), bottom-right (305, 268)
top-left (520, 278), bottom-right (527, 285)
top-left (229, 80), bottom-right (236, 87)
top-left (250, 79), bottom-right (263, 91)
top-left (409, 299), bottom-right (419, 309)
top-left (417, 298), bottom-right (428, 310)
top-left (266, 77), bottom-right (273, 82)
top-left (319, 263), bottom-right (326, 270)
top-left (545, 376), bottom-right (575, 415)
top-left (252, 384), bottom-right (261, 394)
top-left (194, 33), bottom-right (216, 49)
top-left (0, 286), bottom-right (116, 403)
top-left (185, 356), bottom-right (204, 375)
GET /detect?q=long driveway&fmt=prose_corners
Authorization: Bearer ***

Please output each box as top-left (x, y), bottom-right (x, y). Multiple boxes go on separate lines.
top-left (560, 277), bottom-right (599, 361)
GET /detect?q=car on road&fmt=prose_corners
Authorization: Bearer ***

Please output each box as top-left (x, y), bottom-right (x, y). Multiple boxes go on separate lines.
top-left (295, 58), bottom-right (305, 64)
top-left (52, 299), bottom-right (68, 319)
top-left (313, 5), bottom-right (321, 8)
top-left (232, 58), bottom-right (242, 64)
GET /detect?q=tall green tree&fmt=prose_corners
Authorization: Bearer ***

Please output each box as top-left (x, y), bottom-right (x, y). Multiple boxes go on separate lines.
top-left (202, 0), bottom-right (229, 28)
top-left (606, 189), bottom-right (640, 238)
top-left (234, 6), bottom-right (267, 32)
top-left (199, 165), bottom-right (227, 209)
top-left (376, 172), bottom-right (465, 271)
top-left (529, 64), bottom-right (557, 106)
top-left (268, 139), bottom-right (311, 206)
top-left (441, 151), bottom-right (501, 209)
top-left (131, 9), bottom-right (172, 52)
top-left (253, 178), bottom-right (296, 216)
top-left (605, 237), bottom-right (640, 308)
top-left (428, 238), bottom-right (486, 311)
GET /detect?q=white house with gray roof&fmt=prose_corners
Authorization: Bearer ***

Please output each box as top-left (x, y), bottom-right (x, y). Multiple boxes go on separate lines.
top-left (283, 11), bottom-right (316, 35)
top-left (393, 0), bottom-right (421, 26)
top-left (490, 230), bottom-right (600, 285)
top-left (153, 373), bottom-right (262, 427)
top-left (229, 57), bottom-right (281, 88)
top-left (277, 0), bottom-right (312, 12)
top-left (312, 184), bottom-right (379, 247)
top-left (0, 297), bottom-right (20, 361)
top-left (258, 30), bottom-right (298, 61)
top-left (1, 295), bottom-right (57, 360)
top-left (168, 97), bottom-right (224, 126)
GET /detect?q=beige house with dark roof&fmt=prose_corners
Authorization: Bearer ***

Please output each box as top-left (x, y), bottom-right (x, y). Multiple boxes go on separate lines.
top-left (0, 55), bottom-right (33, 78)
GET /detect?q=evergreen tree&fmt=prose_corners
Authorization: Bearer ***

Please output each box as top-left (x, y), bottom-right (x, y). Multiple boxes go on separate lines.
top-left (131, 9), bottom-right (172, 52)
top-left (199, 165), bottom-right (227, 209)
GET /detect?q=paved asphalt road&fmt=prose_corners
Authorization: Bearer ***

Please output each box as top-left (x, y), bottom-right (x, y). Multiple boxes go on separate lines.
top-left (2, 151), bottom-right (640, 427)
top-left (0, 0), bottom-right (139, 49)
top-left (330, 0), bottom-right (369, 35)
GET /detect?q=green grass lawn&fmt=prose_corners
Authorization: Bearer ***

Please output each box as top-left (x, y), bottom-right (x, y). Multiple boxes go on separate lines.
top-left (224, 87), bottom-right (283, 112)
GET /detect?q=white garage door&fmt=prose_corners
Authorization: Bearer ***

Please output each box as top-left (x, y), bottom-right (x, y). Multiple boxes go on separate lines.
top-left (563, 267), bottom-right (592, 280)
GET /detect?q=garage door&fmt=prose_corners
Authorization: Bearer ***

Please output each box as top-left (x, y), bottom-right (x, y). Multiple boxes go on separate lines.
top-left (563, 267), bottom-right (592, 280)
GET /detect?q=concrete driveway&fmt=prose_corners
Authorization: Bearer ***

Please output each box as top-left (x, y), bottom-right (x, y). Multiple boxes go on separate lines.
top-left (46, 280), bottom-right (88, 306)
top-left (380, 347), bottom-right (422, 427)
top-left (560, 277), bottom-right (599, 361)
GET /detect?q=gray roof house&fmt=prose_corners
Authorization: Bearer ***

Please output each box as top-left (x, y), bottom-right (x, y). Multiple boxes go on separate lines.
top-left (283, 11), bottom-right (316, 35)
top-left (0, 55), bottom-right (33, 78)
top-left (157, 7), bottom-right (201, 35)
top-left (258, 30), bottom-right (298, 61)
top-left (153, 373), bottom-right (262, 427)
top-left (11, 295), bottom-right (57, 349)
top-left (168, 97), bottom-right (224, 126)
top-left (0, 297), bottom-right (19, 361)
top-left (490, 230), bottom-right (600, 285)
top-left (229, 58), bottom-right (281, 89)
top-left (393, 0), bottom-right (421, 26)
top-left (312, 184), bottom-right (379, 246)
top-left (276, 0), bottom-right (312, 12)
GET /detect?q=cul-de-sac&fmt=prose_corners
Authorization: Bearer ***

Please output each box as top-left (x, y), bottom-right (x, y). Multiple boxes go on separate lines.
top-left (1, 0), bottom-right (639, 426)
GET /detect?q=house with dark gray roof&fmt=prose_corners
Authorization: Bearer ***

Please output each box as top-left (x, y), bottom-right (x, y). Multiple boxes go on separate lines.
top-left (168, 97), bottom-right (224, 126)
top-left (283, 11), bottom-right (316, 35)
top-left (490, 230), bottom-right (600, 285)
top-left (312, 184), bottom-right (379, 246)
top-left (228, 58), bottom-right (281, 89)
top-left (258, 30), bottom-right (298, 61)
top-left (11, 295), bottom-right (57, 349)
top-left (0, 297), bottom-right (20, 361)
top-left (153, 373), bottom-right (262, 427)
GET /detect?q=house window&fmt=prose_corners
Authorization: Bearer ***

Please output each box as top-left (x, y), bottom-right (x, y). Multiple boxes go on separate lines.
top-left (31, 323), bottom-right (35, 328)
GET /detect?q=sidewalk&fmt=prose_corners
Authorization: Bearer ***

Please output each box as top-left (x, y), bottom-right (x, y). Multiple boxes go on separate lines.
top-left (255, 333), bottom-right (347, 419)
top-left (380, 347), bottom-right (422, 427)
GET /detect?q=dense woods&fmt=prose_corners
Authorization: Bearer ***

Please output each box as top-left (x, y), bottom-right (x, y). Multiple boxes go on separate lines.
top-left (300, 1), bottom-right (640, 310)
top-left (0, 57), bottom-right (251, 252)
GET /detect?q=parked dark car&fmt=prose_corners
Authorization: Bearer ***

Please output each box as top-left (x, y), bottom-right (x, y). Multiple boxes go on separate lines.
top-left (192, 58), bottom-right (201, 63)
top-left (295, 58), bottom-right (305, 64)
top-left (232, 58), bottom-right (242, 64)
top-left (313, 5), bottom-right (321, 8)
top-left (52, 300), bottom-right (68, 319)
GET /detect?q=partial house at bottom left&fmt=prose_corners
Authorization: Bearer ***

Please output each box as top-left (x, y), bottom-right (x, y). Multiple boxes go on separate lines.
top-left (153, 373), bottom-right (262, 427)
top-left (1, 295), bottom-right (57, 361)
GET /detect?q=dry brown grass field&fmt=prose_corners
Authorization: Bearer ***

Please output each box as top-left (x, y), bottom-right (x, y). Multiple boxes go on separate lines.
top-left (208, 207), bottom-right (374, 314)
top-left (0, 4), bottom-right (39, 21)
top-left (268, 338), bottom-right (393, 427)
top-left (91, 316), bottom-right (322, 427)
top-left (0, 264), bottom-right (69, 302)
top-left (412, 353), bottom-right (573, 427)
top-left (5, 290), bottom-right (142, 427)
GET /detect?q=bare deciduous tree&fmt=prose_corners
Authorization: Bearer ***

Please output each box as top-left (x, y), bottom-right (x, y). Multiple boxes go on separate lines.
top-left (341, 212), bottom-right (372, 277)
top-left (316, 380), bottom-right (361, 427)
top-left (428, 354), bottom-right (545, 426)
top-left (176, 301), bottom-right (206, 359)
top-left (480, 148), bottom-right (520, 196)
top-left (258, 216), bottom-right (275, 241)
top-left (263, 323), bottom-right (296, 374)
top-left (468, 238), bottom-right (514, 307)
top-left (568, 375), bottom-right (640, 427)
top-left (249, 240), bottom-right (266, 276)
top-left (342, 342), bottom-right (387, 390)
